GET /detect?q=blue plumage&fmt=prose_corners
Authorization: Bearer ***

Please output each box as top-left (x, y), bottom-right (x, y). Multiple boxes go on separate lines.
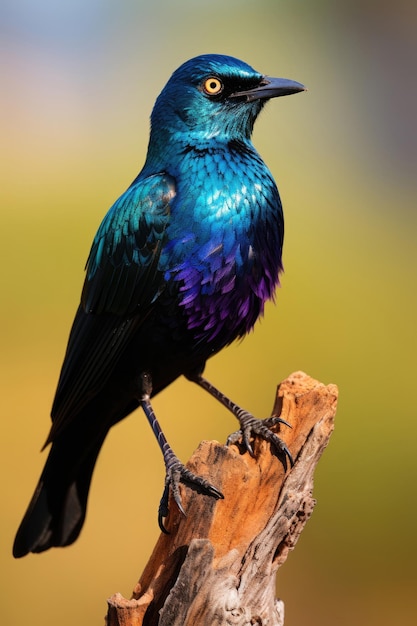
top-left (14, 54), bottom-right (305, 557)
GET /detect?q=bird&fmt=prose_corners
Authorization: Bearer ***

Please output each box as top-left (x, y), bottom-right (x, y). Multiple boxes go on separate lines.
top-left (13, 54), bottom-right (305, 558)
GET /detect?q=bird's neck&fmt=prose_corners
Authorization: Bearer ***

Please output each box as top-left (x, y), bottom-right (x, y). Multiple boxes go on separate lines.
top-left (143, 128), bottom-right (254, 175)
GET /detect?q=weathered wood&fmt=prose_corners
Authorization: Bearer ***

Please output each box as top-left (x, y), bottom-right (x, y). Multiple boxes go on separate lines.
top-left (107, 371), bottom-right (338, 625)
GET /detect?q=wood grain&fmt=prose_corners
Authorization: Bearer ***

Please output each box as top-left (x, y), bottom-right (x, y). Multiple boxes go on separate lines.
top-left (107, 371), bottom-right (338, 625)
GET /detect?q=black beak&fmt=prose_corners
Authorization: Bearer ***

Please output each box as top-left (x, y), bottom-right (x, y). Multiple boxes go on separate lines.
top-left (230, 76), bottom-right (306, 102)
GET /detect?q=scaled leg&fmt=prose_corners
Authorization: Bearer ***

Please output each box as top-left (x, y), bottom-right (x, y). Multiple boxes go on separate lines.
top-left (139, 373), bottom-right (223, 532)
top-left (189, 373), bottom-right (294, 470)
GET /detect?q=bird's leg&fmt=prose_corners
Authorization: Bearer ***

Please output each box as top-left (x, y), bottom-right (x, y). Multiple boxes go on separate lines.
top-left (190, 373), bottom-right (294, 470)
top-left (139, 372), bottom-right (223, 533)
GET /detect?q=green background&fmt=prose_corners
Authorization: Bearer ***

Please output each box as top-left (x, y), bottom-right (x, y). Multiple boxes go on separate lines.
top-left (2, 1), bottom-right (416, 624)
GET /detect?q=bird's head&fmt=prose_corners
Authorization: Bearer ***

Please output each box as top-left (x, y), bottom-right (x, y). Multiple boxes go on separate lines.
top-left (148, 54), bottom-right (305, 148)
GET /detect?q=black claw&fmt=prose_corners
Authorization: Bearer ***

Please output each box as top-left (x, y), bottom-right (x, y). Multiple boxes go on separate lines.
top-left (158, 512), bottom-right (170, 534)
top-left (170, 468), bottom-right (187, 516)
top-left (243, 430), bottom-right (254, 457)
top-left (227, 413), bottom-right (293, 472)
top-left (283, 444), bottom-right (294, 468)
top-left (207, 485), bottom-right (224, 500)
top-left (158, 484), bottom-right (170, 533)
top-left (264, 415), bottom-right (292, 429)
top-left (268, 433), bottom-right (294, 471)
top-left (158, 461), bottom-right (223, 533)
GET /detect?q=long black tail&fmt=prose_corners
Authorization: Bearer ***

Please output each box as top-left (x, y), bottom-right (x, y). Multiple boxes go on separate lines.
top-left (13, 424), bottom-right (108, 558)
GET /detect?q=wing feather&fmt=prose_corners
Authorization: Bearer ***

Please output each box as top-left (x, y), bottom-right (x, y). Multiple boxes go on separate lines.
top-left (47, 173), bottom-right (176, 442)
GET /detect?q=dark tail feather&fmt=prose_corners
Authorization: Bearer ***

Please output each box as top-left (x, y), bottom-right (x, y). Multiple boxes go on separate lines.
top-left (13, 427), bottom-right (107, 558)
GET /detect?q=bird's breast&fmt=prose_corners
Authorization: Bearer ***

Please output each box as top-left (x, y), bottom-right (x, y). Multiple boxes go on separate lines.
top-left (159, 145), bottom-right (284, 347)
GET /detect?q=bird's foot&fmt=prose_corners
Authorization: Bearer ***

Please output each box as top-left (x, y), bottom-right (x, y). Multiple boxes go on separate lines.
top-left (227, 411), bottom-right (293, 470)
top-left (140, 388), bottom-right (223, 533)
top-left (190, 374), bottom-right (293, 470)
top-left (158, 455), bottom-right (223, 533)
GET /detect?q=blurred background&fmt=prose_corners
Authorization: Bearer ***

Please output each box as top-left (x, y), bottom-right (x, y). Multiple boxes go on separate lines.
top-left (1, 0), bottom-right (416, 624)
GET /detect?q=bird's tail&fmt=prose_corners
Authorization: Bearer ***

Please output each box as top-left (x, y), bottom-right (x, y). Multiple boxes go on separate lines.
top-left (13, 425), bottom-right (108, 558)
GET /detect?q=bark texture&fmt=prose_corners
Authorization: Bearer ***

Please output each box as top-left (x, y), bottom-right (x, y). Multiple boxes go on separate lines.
top-left (107, 371), bottom-right (338, 626)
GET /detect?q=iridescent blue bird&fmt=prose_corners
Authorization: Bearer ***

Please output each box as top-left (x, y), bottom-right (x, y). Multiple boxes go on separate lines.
top-left (13, 54), bottom-right (305, 557)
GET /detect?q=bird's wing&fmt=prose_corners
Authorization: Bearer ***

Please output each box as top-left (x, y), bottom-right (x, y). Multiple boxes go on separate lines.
top-left (82, 173), bottom-right (176, 316)
top-left (48, 173), bottom-right (176, 440)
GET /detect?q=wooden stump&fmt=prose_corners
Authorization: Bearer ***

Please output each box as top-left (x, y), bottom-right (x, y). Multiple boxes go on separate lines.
top-left (107, 371), bottom-right (338, 625)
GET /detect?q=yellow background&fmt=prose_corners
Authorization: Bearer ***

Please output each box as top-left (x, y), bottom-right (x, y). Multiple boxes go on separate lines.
top-left (2, 1), bottom-right (416, 624)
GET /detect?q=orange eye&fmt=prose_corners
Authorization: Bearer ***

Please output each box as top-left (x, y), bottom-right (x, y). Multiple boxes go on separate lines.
top-left (203, 77), bottom-right (223, 96)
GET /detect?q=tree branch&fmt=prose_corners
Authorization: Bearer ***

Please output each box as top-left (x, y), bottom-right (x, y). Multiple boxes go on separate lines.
top-left (106, 371), bottom-right (338, 625)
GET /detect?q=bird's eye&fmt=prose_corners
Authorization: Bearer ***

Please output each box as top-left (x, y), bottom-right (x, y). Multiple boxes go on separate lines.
top-left (202, 77), bottom-right (223, 96)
